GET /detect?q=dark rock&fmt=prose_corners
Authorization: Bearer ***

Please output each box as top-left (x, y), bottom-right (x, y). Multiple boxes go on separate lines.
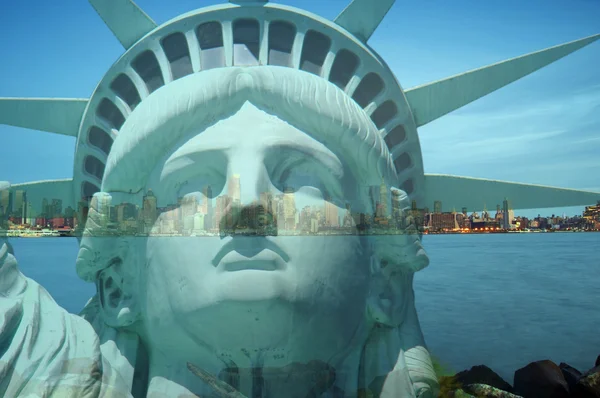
top-left (463, 383), bottom-right (523, 397)
top-left (513, 360), bottom-right (569, 398)
top-left (449, 389), bottom-right (477, 398)
top-left (558, 362), bottom-right (582, 392)
top-left (595, 355), bottom-right (600, 368)
top-left (586, 366), bottom-right (600, 377)
top-left (573, 366), bottom-right (600, 398)
top-left (455, 365), bottom-right (513, 393)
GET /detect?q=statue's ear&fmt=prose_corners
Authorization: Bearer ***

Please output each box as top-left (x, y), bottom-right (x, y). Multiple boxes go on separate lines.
top-left (97, 256), bottom-right (141, 329)
top-left (366, 234), bottom-right (426, 327)
top-left (366, 255), bottom-right (408, 328)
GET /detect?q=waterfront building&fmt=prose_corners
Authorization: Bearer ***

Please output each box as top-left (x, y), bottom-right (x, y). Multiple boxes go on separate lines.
top-left (433, 200), bottom-right (442, 214)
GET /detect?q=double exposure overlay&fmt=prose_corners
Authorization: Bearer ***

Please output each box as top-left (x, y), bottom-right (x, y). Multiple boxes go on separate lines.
top-left (1, 1), bottom-right (599, 397)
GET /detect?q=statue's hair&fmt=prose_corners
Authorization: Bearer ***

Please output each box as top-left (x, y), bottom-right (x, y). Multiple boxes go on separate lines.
top-left (101, 66), bottom-right (398, 194)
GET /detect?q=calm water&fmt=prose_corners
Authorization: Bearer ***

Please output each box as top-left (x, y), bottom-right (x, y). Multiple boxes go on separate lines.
top-left (8, 233), bottom-right (600, 383)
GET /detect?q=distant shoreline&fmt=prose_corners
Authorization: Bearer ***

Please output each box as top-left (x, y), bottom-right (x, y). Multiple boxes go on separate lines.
top-left (3, 229), bottom-right (599, 238)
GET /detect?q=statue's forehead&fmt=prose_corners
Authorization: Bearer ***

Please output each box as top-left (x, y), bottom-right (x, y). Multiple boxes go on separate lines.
top-left (167, 102), bottom-right (334, 152)
top-left (160, 103), bottom-right (345, 178)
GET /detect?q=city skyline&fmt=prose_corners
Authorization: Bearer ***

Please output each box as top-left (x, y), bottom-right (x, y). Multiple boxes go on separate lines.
top-left (1, 1), bottom-right (599, 220)
top-left (3, 179), bottom-right (599, 235)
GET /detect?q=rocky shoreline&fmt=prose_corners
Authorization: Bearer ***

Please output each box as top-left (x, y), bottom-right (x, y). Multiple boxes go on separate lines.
top-left (439, 355), bottom-right (600, 397)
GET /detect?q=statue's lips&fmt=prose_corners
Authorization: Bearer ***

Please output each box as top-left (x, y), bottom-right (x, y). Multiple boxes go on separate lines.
top-left (212, 237), bottom-right (289, 272)
top-left (217, 251), bottom-right (286, 272)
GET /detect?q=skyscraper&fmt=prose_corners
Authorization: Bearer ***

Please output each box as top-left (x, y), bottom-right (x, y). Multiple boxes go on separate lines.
top-left (228, 174), bottom-right (241, 203)
top-left (433, 200), bottom-right (442, 214)
top-left (13, 190), bottom-right (25, 220)
top-left (203, 185), bottom-right (213, 230)
top-left (503, 198), bottom-right (514, 230)
top-left (379, 180), bottom-right (388, 217)
top-left (0, 189), bottom-right (10, 216)
top-left (142, 189), bottom-right (158, 228)
top-left (52, 199), bottom-right (63, 218)
top-left (283, 187), bottom-right (296, 230)
top-left (391, 189), bottom-right (403, 227)
top-left (216, 195), bottom-right (232, 230)
top-left (324, 197), bottom-right (339, 227)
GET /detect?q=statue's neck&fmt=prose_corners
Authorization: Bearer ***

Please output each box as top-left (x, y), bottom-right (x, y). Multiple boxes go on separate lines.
top-left (144, 349), bottom-right (363, 397)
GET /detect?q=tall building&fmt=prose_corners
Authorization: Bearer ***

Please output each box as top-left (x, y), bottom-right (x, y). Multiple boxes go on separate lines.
top-left (0, 189), bottom-right (10, 216)
top-left (142, 189), bottom-right (158, 227)
top-left (228, 174), bottom-right (241, 203)
top-left (193, 212), bottom-right (205, 233)
top-left (260, 191), bottom-right (275, 218)
top-left (181, 195), bottom-right (198, 219)
top-left (433, 200), bottom-right (442, 214)
top-left (51, 199), bottom-right (63, 218)
top-left (379, 180), bottom-right (388, 217)
top-left (391, 190), bottom-right (402, 220)
top-left (283, 187), bottom-right (296, 230)
top-left (41, 198), bottom-right (49, 218)
top-left (216, 195), bottom-right (232, 230)
top-left (203, 185), bottom-right (213, 230)
top-left (324, 198), bottom-right (339, 227)
top-left (502, 198), bottom-right (514, 230)
top-left (13, 190), bottom-right (26, 221)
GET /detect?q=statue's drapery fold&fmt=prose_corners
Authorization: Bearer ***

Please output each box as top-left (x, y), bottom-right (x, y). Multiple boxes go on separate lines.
top-left (0, 240), bottom-right (134, 397)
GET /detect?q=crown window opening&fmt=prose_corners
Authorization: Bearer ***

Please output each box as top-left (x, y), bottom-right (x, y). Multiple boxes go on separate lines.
top-left (401, 178), bottom-right (414, 195)
top-left (82, 182), bottom-right (100, 201)
top-left (110, 74), bottom-right (141, 110)
top-left (196, 22), bottom-right (225, 70)
top-left (329, 49), bottom-right (359, 90)
top-left (371, 100), bottom-right (398, 129)
top-left (132, 50), bottom-right (165, 94)
top-left (161, 32), bottom-right (193, 80)
top-left (384, 125), bottom-right (407, 149)
top-left (300, 30), bottom-right (331, 75)
top-left (233, 19), bottom-right (260, 66)
top-left (97, 99), bottom-right (125, 131)
top-left (88, 126), bottom-right (113, 156)
top-left (394, 153), bottom-right (412, 172)
top-left (352, 73), bottom-right (384, 108)
top-left (84, 156), bottom-right (106, 181)
top-left (268, 21), bottom-right (296, 67)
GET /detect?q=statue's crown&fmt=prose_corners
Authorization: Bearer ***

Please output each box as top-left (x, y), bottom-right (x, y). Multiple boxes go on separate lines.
top-left (73, 0), bottom-right (423, 208)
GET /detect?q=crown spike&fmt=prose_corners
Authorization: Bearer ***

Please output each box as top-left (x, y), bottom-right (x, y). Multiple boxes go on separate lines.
top-left (0, 98), bottom-right (88, 137)
top-left (334, 0), bottom-right (395, 42)
top-left (406, 33), bottom-right (600, 127)
top-left (88, 0), bottom-right (157, 49)
top-left (425, 174), bottom-right (600, 210)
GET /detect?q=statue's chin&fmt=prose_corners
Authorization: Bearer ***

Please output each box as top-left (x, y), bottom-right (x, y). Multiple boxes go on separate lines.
top-left (149, 297), bottom-right (368, 371)
top-left (209, 269), bottom-right (290, 302)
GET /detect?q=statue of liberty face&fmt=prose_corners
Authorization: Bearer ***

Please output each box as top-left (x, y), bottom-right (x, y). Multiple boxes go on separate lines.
top-left (137, 102), bottom-right (374, 372)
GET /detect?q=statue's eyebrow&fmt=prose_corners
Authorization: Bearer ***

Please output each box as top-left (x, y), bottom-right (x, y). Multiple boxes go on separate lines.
top-left (267, 142), bottom-right (344, 178)
top-left (160, 149), bottom-right (227, 184)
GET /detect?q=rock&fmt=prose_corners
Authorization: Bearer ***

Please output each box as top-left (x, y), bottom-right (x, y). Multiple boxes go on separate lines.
top-left (573, 366), bottom-right (600, 398)
top-left (513, 360), bottom-right (569, 398)
top-left (455, 365), bottom-right (513, 393)
top-left (464, 383), bottom-right (524, 397)
top-left (558, 362), bottom-right (582, 392)
top-left (439, 375), bottom-right (465, 397)
top-left (449, 389), bottom-right (477, 398)
top-left (596, 355), bottom-right (600, 368)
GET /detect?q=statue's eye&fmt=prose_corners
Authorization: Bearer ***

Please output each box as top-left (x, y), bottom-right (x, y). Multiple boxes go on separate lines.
top-left (176, 175), bottom-right (224, 199)
top-left (274, 160), bottom-right (343, 203)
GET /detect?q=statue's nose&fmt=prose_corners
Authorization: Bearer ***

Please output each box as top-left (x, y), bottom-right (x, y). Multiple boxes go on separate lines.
top-left (221, 162), bottom-right (278, 236)
top-left (229, 162), bottom-right (272, 207)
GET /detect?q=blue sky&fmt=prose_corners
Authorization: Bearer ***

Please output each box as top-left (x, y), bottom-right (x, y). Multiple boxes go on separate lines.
top-left (1, 0), bottom-right (599, 219)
